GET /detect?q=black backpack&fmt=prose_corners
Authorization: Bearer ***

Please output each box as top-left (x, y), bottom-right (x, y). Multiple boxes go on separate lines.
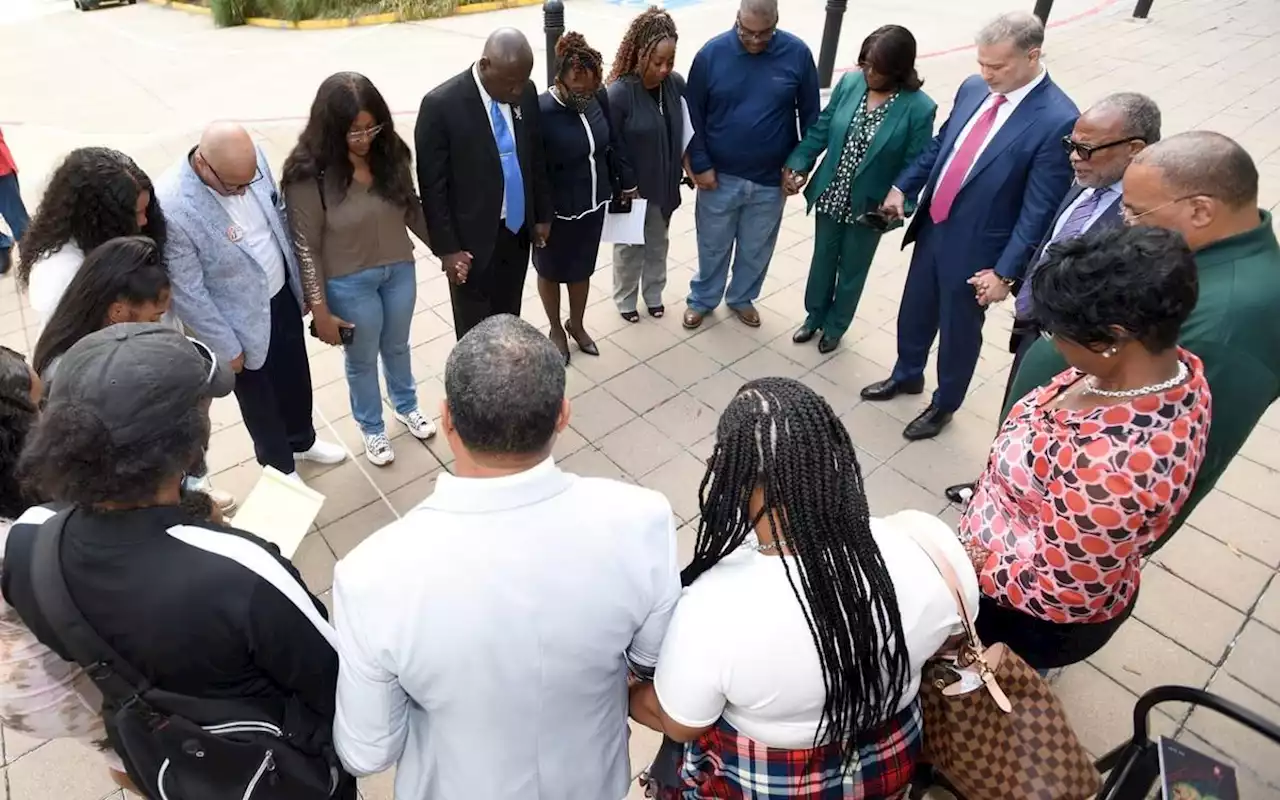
top-left (27, 509), bottom-right (344, 800)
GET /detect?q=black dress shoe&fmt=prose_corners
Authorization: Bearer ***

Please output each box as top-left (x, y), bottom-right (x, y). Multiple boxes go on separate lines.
top-left (792, 325), bottom-right (817, 344)
top-left (860, 376), bottom-right (926, 401)
top-left (817, 335), bottom-right (840, 355)
top-left (944, 482), bottom-right (977, 505)
top-left (903, 405), bottom-right (954, 440)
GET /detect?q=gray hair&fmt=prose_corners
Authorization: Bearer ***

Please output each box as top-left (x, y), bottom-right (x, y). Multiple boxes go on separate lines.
top-left (740, 0), bottom-right (778, 22)
top-left (1132, 131), bottom-right (1259, 209)
top-left (976, 11), bottom-right (1045, 52)
top-left (444, 314), bottom-right (565, 455)
top-left (1092, 92), bottom-right (1162, 144)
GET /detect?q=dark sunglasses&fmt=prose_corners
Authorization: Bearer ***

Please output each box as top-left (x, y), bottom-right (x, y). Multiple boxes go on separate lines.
top-left (1060, 135), bottom-right (1145, 161)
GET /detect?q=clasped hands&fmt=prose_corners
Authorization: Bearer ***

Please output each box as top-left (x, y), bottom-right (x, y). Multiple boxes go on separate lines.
top-left (877, 188), bottom-right (1010, 307)
top-left (439, 222), bottom-right (552, 286)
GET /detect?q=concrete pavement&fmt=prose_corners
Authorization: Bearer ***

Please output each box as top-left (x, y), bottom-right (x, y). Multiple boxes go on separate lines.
top-left (1, 0), bottom-right (1279, 798)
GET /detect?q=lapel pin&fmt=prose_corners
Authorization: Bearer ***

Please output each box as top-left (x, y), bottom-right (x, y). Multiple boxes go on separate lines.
top-left (513, 107), bottom-right (523, 122)
top-left (227, 224), bottom-right (245, 243)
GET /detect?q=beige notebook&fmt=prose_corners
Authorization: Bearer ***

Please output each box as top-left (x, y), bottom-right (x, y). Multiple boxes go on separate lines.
top-left (229, 467), bottom-right (326, 559)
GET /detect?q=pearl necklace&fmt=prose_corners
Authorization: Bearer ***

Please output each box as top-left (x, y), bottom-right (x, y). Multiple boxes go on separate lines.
top-left (1084, 360), bottom-right (1188, 399)
top-left (753, 539), bottom-right (785, 553)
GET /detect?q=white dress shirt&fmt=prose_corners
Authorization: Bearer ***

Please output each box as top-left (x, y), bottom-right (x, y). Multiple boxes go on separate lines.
top-left (654, 510), bottom-right (978, 748)
top-left (473, 62), bottom-right (516, 221)
top-left (936, 68), bottom-right (1049, 187)
top-left (332, 457), bottom-right (682, 800)
top-left (1050, 179), bottom-right (1123, 239)
top-left (208, 188), bottom-right (287, 296)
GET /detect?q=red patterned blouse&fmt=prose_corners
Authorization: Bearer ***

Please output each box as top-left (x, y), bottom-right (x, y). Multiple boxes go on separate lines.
top-left (961, 348), bottom-right (1212, 624)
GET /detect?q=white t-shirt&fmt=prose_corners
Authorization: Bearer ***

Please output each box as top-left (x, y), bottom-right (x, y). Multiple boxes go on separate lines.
top-left (26, 243), bottom-right (86, 327)
top-left (209, 189), bottom-right (286, 296)
top-left (654, 509), bottom-right (979, 749)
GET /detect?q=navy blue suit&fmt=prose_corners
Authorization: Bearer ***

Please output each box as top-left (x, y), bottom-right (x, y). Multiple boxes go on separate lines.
top-left (890, 74), bottom-right (1078, 412)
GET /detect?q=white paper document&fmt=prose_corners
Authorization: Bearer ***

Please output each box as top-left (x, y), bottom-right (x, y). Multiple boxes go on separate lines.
top-left (601, 197), bottom-right (648, 245)
top-left (230, 466), bottom-right (327, 559)
top-left (681, 97), bottom-right (695, 153)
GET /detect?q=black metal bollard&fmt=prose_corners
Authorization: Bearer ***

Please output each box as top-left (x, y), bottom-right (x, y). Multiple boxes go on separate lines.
top-left (1033, 0), bottom-right (1055, 24)
top-left (816, 0), bottom-right (849, 90)
top-left (543, 0), bottom-right (565, 88)
top-left (1133, 0), bottom-right (1156, 18)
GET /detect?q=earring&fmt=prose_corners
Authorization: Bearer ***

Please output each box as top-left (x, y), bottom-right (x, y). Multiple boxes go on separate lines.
top-left (1103, 346), bottom-right (1118, 358)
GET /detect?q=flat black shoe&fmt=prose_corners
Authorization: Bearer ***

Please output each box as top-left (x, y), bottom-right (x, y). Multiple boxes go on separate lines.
top-left (817, 335), bottom-right (840, 355)
top-left (860, 376), bottom-right (926, 401)
top-left (792, 325), bottom-right (817, 344)
top-left (945, 482), bottom-right (977, 505)
top-left (903, 404), bottom-right (953, 441)
top-left (620, 311), bottom-right (640, 324)
top-left (648, 305), bottom-right (665, 318)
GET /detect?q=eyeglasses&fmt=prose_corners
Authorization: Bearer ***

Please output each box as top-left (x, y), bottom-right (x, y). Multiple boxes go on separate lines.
top-left (188, 336), bottom-right (219, 387)
top-left (199, 151), bottom-right (263, 195)
top-left (736, 17), bottom-right (776, 44)
top-left (346, 124), bottom-right (384, 143)
top-left (1060, 135), bottom-right (1145, 161)
top-left (1121, 194), bottom-right (1211, 225)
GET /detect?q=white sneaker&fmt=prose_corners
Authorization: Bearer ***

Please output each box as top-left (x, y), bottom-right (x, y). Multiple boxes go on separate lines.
top-left (283, 471), bottom-right (305, 485)
top-left (395, 409), bottom-right (438, 440)
top-left (363, 433), bottom-right (395, 466)
top-left (294, 439), bottom-right (347, 465)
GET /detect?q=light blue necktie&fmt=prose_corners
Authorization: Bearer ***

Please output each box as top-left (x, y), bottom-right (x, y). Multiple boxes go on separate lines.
top-left (1015, 187), bottom-right (1112, 319)
top-left (490, 99), bottom-right (524, 234)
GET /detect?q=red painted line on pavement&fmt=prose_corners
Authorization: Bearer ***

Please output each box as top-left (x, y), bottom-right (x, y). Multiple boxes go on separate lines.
top-left (0, 0), bottom-right (1125, 128)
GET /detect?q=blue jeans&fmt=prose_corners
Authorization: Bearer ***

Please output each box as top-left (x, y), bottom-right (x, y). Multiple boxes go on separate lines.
top-left (325, 262), bottom-right (419, 436)
top-left (687, 173), bottom-right (786, 313)
top-left (0, 173), bottom-right (30, 261)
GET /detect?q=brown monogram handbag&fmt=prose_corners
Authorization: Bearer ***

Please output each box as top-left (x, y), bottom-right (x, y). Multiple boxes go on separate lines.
top-left (905, 529), bottom-right (1101, 800)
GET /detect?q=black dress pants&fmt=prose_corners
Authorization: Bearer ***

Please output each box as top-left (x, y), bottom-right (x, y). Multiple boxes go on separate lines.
top-left (975, 593), bottom-right (1137, 670)
top-left (449, 222), bottom-right (531, 340)
top-left (234, 284), bottom-right (317, 474)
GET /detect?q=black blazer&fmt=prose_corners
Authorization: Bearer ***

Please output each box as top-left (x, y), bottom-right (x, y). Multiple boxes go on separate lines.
top-left (414, 68), bottom-right (553, 269)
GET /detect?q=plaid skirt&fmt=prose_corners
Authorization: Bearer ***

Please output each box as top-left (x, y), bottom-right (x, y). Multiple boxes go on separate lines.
top-left (656, 700), bottom-right (922, 799)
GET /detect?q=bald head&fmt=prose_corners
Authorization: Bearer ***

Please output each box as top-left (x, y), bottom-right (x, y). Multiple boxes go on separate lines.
top-left (196, 122), bottom-right (258, 196)
top-left (478, 28), bottom-right (534, 105)
top-left (1132, 131), bottom-right (1258, 209)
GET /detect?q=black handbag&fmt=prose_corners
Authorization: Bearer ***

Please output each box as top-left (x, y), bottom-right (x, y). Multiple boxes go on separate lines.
top-left (638, 735), bottom-right (686, 798)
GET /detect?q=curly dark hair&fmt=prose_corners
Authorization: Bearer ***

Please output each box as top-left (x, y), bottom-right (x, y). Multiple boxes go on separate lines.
top-left (0, 347), bottom-right (40, 520)
top-left (608, 6), bottom-right (678, 84)
top-left (859, 25), bottom-right (924, 92)
top-left (33, 236), bottom-right (170, 379)
top-left (17, 147), bottom-right (166, 289)
top-left (1032, 225), bottom-right (1198, 353)
top-left (555, 32), bottom-right (603, 86)
top-left (685, 377), bottom-right (910, 771)
top-left (19, 395), bottom-right (208, 508)
top-left (282, 72), bottom-right (417, 209)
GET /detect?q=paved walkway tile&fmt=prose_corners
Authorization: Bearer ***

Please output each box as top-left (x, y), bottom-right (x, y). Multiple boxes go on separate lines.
top-left (2, 0), bottom-right (1280, 797)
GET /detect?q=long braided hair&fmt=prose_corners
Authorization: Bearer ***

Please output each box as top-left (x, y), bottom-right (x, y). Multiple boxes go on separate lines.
top-left (608, 6), bottom-right (678, 84)
top-left (684, 377), bottom-right (911, 770)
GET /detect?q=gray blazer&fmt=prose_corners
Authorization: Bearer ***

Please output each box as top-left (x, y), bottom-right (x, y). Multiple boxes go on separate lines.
top-left (156, 146), bottom-right (303, 370)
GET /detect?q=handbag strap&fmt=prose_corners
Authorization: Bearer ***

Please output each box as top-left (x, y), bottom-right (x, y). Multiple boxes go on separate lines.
top-left (901, 525), bottom-right (977, 631)
top-left (29, 509), bottom-right (153, 704)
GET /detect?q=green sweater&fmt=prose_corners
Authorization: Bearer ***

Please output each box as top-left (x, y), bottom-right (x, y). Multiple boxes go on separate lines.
top-left (1002, 211), bottom-right (1280, 549)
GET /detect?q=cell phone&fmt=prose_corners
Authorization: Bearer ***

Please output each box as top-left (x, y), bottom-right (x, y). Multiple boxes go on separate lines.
top-left (855, 200), bottom-right (903, 233)
top-left (309, 319), bottom-right (355, 345)
top-left (608, 196), bottom-right (633, 215)
top-left (680, 176), bottom-right (696, 189)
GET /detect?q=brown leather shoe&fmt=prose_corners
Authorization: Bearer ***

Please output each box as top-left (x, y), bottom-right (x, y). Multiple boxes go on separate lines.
top-left (682, 308), bottom-right (705, 329)
top-left (730, 304), bottom-right (761, 327)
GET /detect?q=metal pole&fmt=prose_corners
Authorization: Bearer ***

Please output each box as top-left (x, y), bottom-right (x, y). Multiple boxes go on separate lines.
top-left (1033, 0), bottom-right (1055, 23)
top-left (1133, 0), bottom-right (1155, 18)
top-left (816, 0), bottom-right (848, 90)
top-left (543, 0), bottom-right (565, 89)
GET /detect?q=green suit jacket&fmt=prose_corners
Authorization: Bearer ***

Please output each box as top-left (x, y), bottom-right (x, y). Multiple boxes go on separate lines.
top-left (1003, 211), bottom-right (1280, 551)
top-left (785, 70), bottom-right (937, 218)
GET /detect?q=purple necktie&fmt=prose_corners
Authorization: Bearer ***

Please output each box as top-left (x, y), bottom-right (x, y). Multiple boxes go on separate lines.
top-left (1015, 187), bottom-right (1112, 319)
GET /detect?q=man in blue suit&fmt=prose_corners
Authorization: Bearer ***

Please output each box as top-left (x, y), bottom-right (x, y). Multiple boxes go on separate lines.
top-left (862, 12), bottom-right (1078, 440)
top-left (942, 91), bottom-right (1162, 506)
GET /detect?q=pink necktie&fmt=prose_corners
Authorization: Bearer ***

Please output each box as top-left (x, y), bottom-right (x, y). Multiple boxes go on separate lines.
top-left (930, 94), bottom-right (1007, 224)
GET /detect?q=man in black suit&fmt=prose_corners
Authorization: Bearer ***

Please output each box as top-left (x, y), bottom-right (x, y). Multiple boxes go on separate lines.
top-left (944, 92), bottom-right (1161, 504)
top-left (416, 29), bottom-right (553, 339)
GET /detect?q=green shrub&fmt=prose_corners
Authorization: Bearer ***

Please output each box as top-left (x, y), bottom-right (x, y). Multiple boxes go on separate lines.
top-left (209, 0), bottom-right (247, 26)
top-left (225, 0), bottom-right (456, 22)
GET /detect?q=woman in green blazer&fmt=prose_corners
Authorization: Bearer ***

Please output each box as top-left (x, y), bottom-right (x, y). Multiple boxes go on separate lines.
top-left (784, 25), bottom-right (937, 353)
